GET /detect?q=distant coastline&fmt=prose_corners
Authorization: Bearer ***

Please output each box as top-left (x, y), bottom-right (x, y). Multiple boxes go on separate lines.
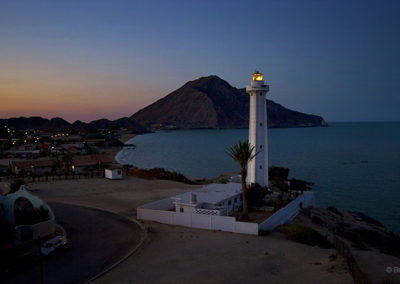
top-left (105, 133), bottom-right (137, 163)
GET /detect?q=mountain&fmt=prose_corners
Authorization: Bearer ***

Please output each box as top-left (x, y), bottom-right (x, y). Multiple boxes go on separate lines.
top-left (88, 119), bottom-right (114, 130)
top-left (71, 120), bottom-right (95, 133)
top-left (41, 117), bottom-right (71, 131)
top-left (266, 99), bottom-right (328, 128)
top-left (0, 116), bottom-right (48, 130)
top-left (131, 75), bottom-right (327, 130)
top-left (87, 117), bottom-right (148, 132)
top-left (0, 116), bottom-right (148, 133)
top-left (112, 117), bottom-right (148, 132)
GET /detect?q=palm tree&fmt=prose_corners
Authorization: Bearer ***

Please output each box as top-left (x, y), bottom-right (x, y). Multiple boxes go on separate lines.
top-left (226, 140), bottom-right (258, 220)
top-left (62, 153), bottom-right (74, 174)
top-left (51, 156), bottom-right (62, 175)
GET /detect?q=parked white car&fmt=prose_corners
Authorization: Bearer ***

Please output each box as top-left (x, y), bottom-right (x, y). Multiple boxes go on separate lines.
top-left (41, 235), bottom-right (67, 256)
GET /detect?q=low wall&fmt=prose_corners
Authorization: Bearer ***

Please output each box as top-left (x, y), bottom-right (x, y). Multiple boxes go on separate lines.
top-left (333, 236), bottom-right (371, 284)
top-left (138, 191), bottom-right (315, 235)
top-left (137, 207), bottom-right (258, 235)
top-left (259, 191), bottom-right (315, 232)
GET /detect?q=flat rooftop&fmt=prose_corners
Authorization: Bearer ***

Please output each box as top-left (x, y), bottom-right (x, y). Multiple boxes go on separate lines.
top-left (173, 183), bottom-right (241, 205)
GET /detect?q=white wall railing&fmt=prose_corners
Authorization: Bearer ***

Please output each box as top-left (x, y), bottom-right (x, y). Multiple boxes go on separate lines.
top-left (137, 207), bottom-right (258, 235)
top-left (259, 191), bottom-right (315, 232)
top-left (194, 208), bottom-right (219, 215)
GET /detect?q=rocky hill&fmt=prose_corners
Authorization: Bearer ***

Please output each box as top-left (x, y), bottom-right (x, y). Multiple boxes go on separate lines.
top-left (41, 117), bottom-right (71, 130)
top-left (0, 116), bottom-right (148, 133)
top-left (1, 75), bottom-right (327, 132)
top-left (0, 116), bottom-right (49, 130)
top-left (131, 75), bottom-right (327, 130)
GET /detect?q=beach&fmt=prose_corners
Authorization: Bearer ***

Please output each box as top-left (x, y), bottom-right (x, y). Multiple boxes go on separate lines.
top-left (101, 132), bottom-right (137, 163)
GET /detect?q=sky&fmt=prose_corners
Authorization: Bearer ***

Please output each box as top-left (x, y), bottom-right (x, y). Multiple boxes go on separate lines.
top-left (1, 0), bottom-right (399, 122)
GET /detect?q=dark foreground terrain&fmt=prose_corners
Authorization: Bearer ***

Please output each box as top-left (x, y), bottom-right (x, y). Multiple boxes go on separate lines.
top-left (3, 203), bottom-right (142, 284)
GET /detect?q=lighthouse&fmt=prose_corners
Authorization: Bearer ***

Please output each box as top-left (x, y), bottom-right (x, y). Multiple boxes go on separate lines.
top-left (246, 71), bottom-right (269, 187)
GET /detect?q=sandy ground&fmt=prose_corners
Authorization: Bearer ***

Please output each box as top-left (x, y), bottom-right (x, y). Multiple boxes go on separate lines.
top-left (27, 176), bottom-right (200, 217)
top-left (96, 223), bottom-right (351, 284)
top-left (353, 250), bottom-right (400, 283)
top-left (25, 177), bottom-right (353, 284)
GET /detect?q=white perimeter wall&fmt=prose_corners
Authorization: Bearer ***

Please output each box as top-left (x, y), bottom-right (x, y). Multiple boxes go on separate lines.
top-left (138, 207), bottom-right (258, 235)
top-left (259, 191), bottom-right (315, 232)
top-left (138, 191), bottom-right (315, 235)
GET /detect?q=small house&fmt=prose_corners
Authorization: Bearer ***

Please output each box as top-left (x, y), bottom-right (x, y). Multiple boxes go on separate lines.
top-left (173, 183), bottom-right (242, 216)
top-left (105, 168), bottom-right (123, 180)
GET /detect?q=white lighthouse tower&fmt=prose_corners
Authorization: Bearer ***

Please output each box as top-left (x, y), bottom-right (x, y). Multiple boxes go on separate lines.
top-left (246, 71), bottom-right (269, 187)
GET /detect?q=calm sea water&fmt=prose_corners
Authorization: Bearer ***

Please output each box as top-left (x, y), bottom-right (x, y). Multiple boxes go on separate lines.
top-left (116, 123), bottom-right (400, 234)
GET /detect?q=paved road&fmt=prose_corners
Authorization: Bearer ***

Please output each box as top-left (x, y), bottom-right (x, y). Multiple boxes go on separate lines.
top-left (4, 203), bottom-right (142, 284)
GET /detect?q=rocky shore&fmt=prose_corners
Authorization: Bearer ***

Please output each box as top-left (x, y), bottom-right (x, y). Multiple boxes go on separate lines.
top-left (295, 207), bottom-right (400, 283)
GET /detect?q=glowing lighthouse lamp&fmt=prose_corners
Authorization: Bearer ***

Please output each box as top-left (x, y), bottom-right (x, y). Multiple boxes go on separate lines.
top-left (246, 71), bottom-right (270, 187)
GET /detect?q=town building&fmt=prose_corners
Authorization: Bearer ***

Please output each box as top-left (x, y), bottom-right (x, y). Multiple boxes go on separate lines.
top-left (72, 154), bottom-right (113, 173)
top-left (11, 159), bottom-right (53, 175)
top-left (10, 154), bottom-right (113, 175)
top-left (10, 144), bottom-right (41, 158)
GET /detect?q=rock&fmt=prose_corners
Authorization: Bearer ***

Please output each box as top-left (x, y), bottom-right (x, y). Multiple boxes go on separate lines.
top-left (304, 208), bottom-right (400, 257)
top-left (131, 75), bottom-right (327, 130)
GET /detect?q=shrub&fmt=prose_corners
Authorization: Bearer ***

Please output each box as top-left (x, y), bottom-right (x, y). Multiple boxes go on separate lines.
top-left (327, 206), bottom-right (343, 217)
top-left (247, 183), bottom-right (269, 207)
top-left (0, 219), bottom-right (14, 244)
top-left (9, 180), bottom-right (25, 193)
top-left (290, 179), bottom-right (312, 191)
top-left (154, 168), bottom-right (194, 184)
top-left (351, 240), bottom-right (368, 250)
top-left (269, 167), bottom-right (289, 180)
top-left (270, 179), bottom-right (289, 192)
top-left (14, 206), bottom-right (50, 225)
top-left (387, 232), bottom-right (400, 256)
top-left (282, 224), bottom-right (331, 248)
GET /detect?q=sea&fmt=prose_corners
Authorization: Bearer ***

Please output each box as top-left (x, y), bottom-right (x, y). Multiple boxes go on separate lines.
top-left (116, 122), bottom-right (400, 234)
